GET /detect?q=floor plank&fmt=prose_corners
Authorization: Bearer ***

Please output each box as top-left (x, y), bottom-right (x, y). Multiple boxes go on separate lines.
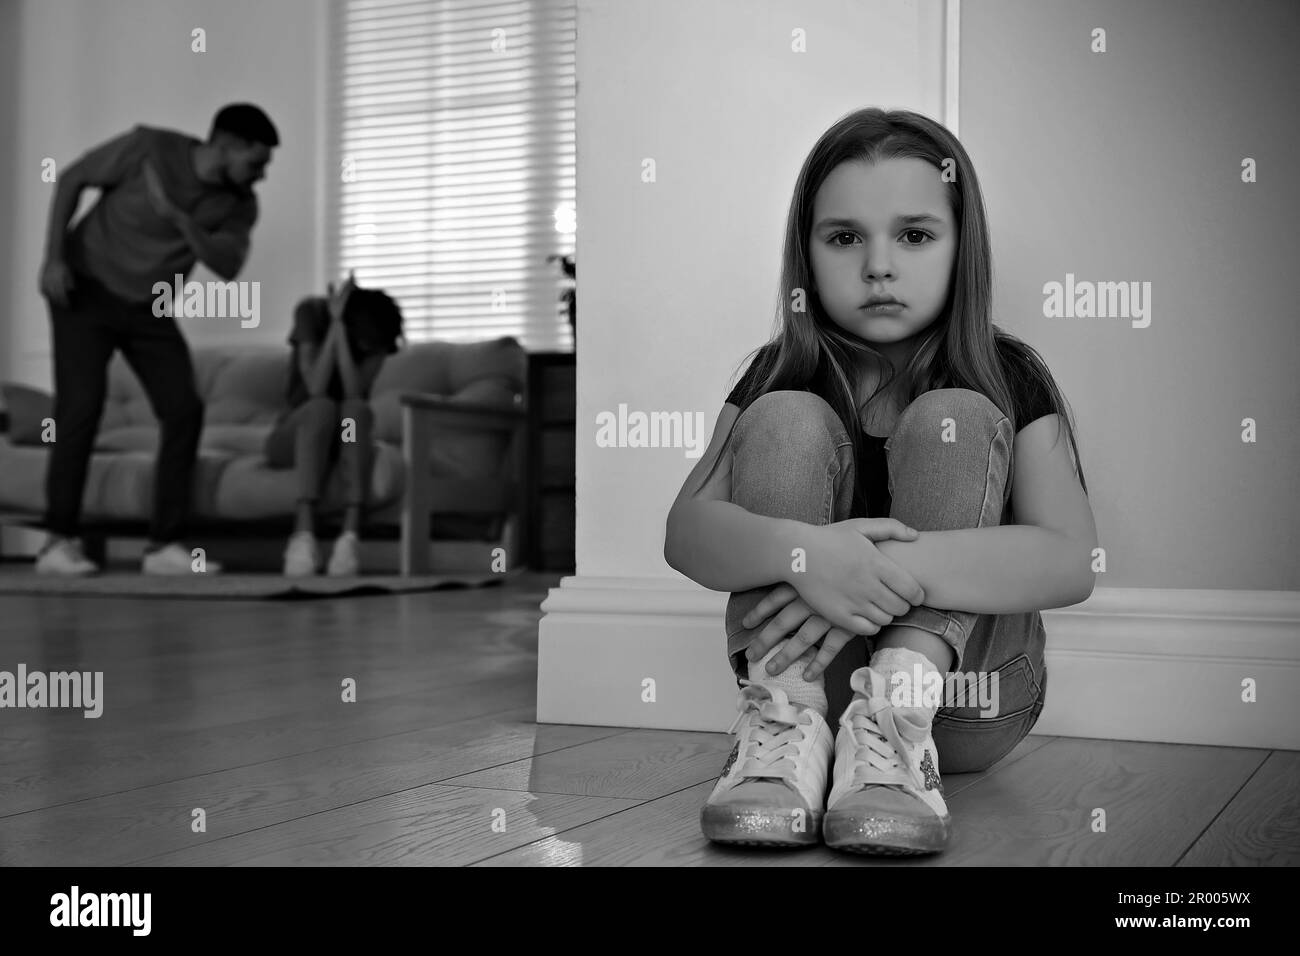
top-left (129, 784), bottom-right (642, 866)
top-left (0, 672), bottom-right (539, 817)
top-left (0, 598), bottom-right (541, 735)
top-left (1177, 750), bottom-right (1300, 866)
top-left (819, 737), bottom-right (1269, 867)
top-left (0, 709), bottom-right (625, 866)
top-left (474, 734), bottom-right (1056, 866)
top-left (439, 729), bottom-right (735, 800)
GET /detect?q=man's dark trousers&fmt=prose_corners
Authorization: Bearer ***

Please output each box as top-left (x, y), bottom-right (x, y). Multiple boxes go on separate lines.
top-left (44, 274), bottom-right (204, 543)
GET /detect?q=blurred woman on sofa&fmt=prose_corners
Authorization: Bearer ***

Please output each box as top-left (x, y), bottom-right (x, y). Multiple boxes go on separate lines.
top-left (264, 273), bottom-right (403, 576)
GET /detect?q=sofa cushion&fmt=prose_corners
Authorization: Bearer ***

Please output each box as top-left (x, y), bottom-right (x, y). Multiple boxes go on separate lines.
top-left (371, 337), bottom-right (526, 401)
top-left (210, 442), bottom-right (405, 519)
top-left (37, 448), bottom-right (233, 522)
top-left (96, 423), bottom-right (273, 457)
top-left (1, 384), bottom-right (54, 446)
top-left (0, 443), bottom-right (404, 522)
top-left (0, 438), bottom-right (47, 511)
top-left (100, 348), bottom-right (289, 432)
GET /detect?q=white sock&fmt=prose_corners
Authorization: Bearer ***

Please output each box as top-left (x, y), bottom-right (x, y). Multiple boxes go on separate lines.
top-left (870, 645), bottom-right (943, 717)
top-left (748, 642), bottom-right (828, 718)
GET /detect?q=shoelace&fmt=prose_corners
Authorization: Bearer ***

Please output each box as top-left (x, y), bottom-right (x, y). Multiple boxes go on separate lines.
top-left (725, 680), bottom-right (812, 787)
top-left (840, 669), bottom-right (933, 791)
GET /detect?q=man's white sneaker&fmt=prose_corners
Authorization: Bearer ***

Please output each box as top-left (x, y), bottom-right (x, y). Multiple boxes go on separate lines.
top-left (700, 680), bottom-right (833, 847)
top-left (142, 543), bottom-right (223, 575)
top-left (824, 665), bottom-right (950, 855)
top-left (283, 531), bottom-right (320, 577)
top-left (35, 538), bottom-right (100, 576)
top-left (326, 531), bottom-right (360, 576)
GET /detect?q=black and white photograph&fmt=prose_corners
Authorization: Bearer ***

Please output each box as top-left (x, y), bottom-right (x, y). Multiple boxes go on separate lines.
top-left (0, 0), bottom-right (1295, 920)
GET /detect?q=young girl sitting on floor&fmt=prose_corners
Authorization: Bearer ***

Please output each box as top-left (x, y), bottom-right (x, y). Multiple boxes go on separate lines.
top-left (665, 107), bottom-right (1098, 856)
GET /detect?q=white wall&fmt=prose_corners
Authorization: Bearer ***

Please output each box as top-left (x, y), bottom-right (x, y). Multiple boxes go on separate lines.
top-left (575, 0), bottom-right (948, 579)
top-left (960, 0), bottom-right (1299, 589)
top-left (0, 0), bottom-right (325, 389)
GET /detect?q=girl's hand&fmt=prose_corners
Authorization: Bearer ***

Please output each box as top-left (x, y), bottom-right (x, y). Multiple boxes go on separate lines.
top-left (741, 587), bottom-right (857, 681)
top-left (738, 519), bottom-right (926, 680)
top-left (327, 270), bottom-right (357, 323)
top-left (784, 517), bottom-right (927, 635)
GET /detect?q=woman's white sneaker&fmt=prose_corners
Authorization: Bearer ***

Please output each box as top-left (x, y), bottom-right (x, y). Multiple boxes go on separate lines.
top-left (700, 680), bottom-right (833, 847)
top-left (326, 531), bottom-right (361, 576)
top-left (35, 537), bottom-right (100, 576)
top-left (283, 532), bottom-right (320, 577)
top-left (824, 665), bottom-right (951, 855)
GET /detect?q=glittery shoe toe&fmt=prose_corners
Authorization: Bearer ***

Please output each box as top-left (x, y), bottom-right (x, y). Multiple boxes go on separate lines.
top-left (824, 785), bottom-right (950, 855)
top-left (700, 780), bottom-right (824, 846)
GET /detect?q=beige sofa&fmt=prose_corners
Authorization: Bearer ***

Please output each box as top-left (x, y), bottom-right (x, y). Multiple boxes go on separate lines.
top-left (0, 336), bottom-right (529, 574)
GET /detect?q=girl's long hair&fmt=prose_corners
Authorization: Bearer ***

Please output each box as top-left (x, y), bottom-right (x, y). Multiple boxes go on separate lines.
top-left (714, 107), bottom-right (1088, 515)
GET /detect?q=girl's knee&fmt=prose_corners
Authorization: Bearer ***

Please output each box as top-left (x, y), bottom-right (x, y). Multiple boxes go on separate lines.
top-left (893, 388), bottom-right (1005, 442)
top-left (300, 396), bottom-right (340, 420)
top-left (736, 390), bottom-right (843, 445)
top-left (903, 387), bottom-right (999, 418)
top-left (339, 397), bottom-right (374, 425)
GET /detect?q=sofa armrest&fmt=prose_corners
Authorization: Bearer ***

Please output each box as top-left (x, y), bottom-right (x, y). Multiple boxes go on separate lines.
top-left (398, 391), bottom-right (528, 575)
top-left (399, 391), bottom-right (526, 430)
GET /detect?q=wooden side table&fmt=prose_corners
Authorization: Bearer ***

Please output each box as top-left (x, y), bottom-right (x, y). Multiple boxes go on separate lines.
top-left (526, 351), bottom-right (576, 570)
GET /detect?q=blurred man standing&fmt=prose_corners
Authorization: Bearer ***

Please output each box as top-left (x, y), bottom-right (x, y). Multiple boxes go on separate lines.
top-left (36, 104), bottom-right (277, 575)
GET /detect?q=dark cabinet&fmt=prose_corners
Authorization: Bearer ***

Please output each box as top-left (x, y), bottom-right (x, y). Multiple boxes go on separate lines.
top-left (526, 351), bottom-right (576, 570)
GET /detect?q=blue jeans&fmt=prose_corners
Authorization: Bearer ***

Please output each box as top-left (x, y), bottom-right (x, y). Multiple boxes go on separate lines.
top-left (724, 389), bottom-right (1048, 774)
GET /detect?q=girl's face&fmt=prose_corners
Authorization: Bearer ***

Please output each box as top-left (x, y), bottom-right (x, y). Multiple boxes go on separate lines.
top-left (808, 157), bottom-right (957, 371)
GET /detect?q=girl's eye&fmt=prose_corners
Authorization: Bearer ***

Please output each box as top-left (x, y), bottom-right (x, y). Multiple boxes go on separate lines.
top-left (829, 229), bottom-right (933, 247)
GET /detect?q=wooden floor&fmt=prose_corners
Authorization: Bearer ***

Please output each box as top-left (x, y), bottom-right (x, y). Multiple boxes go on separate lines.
top-left (0, 568), bottom-right (1295, 867)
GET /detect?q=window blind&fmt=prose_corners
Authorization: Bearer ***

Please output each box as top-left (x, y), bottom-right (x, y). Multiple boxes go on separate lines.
top-left (327, 0), bottom-right (576, 352)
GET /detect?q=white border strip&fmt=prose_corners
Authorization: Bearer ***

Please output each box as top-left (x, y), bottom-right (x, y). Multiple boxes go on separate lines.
top-left (945, 0), bottom-right (961, 136)
top-left (313, 0), bottom-right (331, 291)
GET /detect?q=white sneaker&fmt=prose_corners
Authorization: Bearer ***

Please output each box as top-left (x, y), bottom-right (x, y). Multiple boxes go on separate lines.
top-left (283, 531), bottom-right (320, 578)
top-left (824, 665), bottom-right (950, 855)
top-left (326, 531), bottom-right (360, 576)
top-left (35, 537), bottom-right (100, 576)
top-left (142, 542), bottom-right (224, 575)
top-left (700, 680), bottom-right (833, 847)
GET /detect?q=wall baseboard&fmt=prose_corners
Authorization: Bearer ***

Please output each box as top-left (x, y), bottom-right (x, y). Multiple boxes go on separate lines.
top-left (538, 576), bottom-right (1300, 750)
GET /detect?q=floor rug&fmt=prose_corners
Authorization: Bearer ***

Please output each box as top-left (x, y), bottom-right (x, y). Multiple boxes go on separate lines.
top-left (0, 564), bottom-right (520, 600)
